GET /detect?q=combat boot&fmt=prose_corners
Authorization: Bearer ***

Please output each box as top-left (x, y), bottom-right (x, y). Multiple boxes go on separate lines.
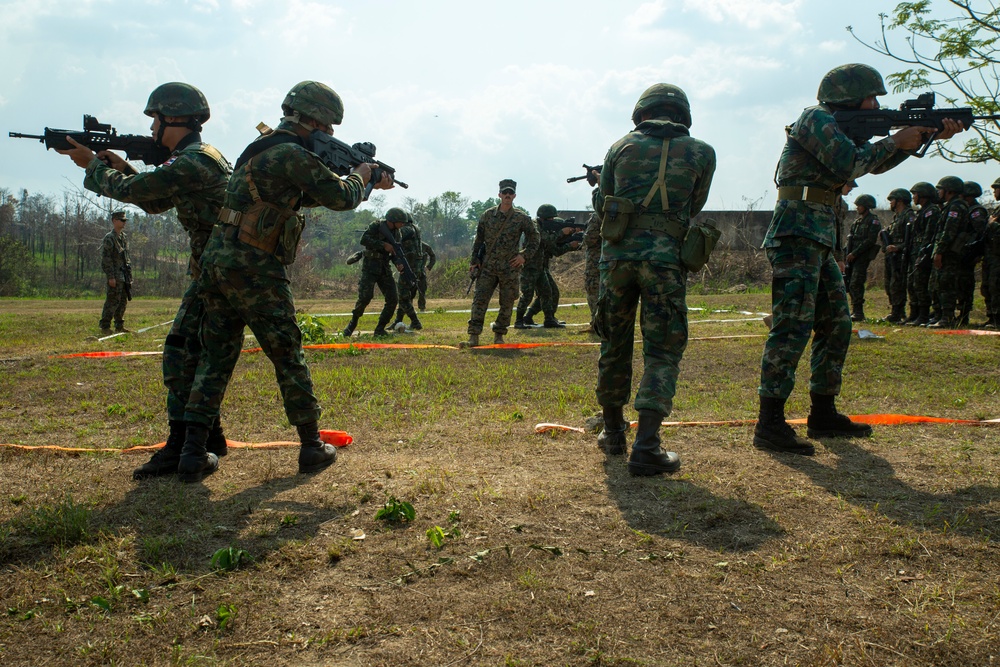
top-left (342, 318), bottom-right (358, 337)
top-left (925, 309), bottom-right (941, 326)
top-left (929, 313), bottom-right (954, 329)
top-left (806, 392), bottom-right (873, 439)
top-left (628, 410), bottom-right (680, 476)
top-left (100, 327), bottom-right (114, 336)
top-left (596, 406), bottom-right (627, 456)
top-left (850, 306), bottom-right (865, 322)
top-left (912, 306), bottom-right (929, 327)
top-left (903, 305), bottom-right (919, 325)
top-left (297, 421), bottom-right (337, 473)
top-left (523, 312), bottom-right (538, 327)
top-left (177, 422), bottom-right (219, 484)
top-left (493, 333), bottom-right (505, 344)
top-left (373, 314), bottom-right (392, 337)
top-left (206, 417), bottom-right (228, 458)
top-left (460, 334), bottom-right (479, 348)
top-left (115, 325), bottom-right (132, 333)
top-left (513, 309), bottom-right (528, 329)
top-left (409, 314), bottom-right (422, 331)
top-left (753, 396), bottom-right (815, 455)
top-left (133, 420), bottom-right (185, 480)
top-left (542, 317), bottom-right (566, 328)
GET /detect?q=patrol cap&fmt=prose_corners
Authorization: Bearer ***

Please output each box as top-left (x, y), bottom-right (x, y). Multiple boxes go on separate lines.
top-left (499, 179), bottom-right (516, 194)
top-left (536, 204), bottom-right (558, 219)
top-left (936, 175), bottom-right (964, 193)
top-left (111, 210), bottom-right (128, 220)
top-left (385, 207), bottom-right (408, 224)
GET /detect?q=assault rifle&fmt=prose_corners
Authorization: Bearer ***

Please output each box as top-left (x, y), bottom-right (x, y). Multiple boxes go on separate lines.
top-left (123, 264), bottom-right (133, 302)
top-left (466, 243), bottom-right (486, 295)
top-left (309, 132), bottom-right (408, 200)
top-left (833, 92), bottom-right (1000, 158)
top-left (566, 163), bottom-right (602, 184)
top-left (539, 216), bottom-right (586, 245)
top-left (378, 221), bottom-right (418, 286)
top-left (9, 115), bottom-right (171, 165)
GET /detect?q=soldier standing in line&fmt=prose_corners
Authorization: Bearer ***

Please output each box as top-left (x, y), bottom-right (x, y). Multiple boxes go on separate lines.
top-left (959, 181), bottom-right (988, 327)
top-left (344, 207), bottom-right (411, 337)
top-left (983, 178), bottom-right (1000, 327)
top-left (390, 212), bottom-right (424, 331)
top-left (57, 83), bottom-right (232, 479)
top-left (594, 83), bottom-right (716, 476)
top-left (929, 176), bottom-right (971, 328)
top-left (845, 194), bottom-right (881, 322)
top-left (833, 180), bottom-right (857, 262)
top-left (417, 239), bottom-right (436, 311)
top-left (905, 182), bottom-right (942, 326)
top-left (883, 188), bottom-right (916, 323)
top-left (177, 80), bottom-right (392, 482)
top-left (98, 210), bottom-right (132, 335)
top-left (754, 64), bottom-right (962, 456)
top-left (462, 179), bottom-right (539, 347)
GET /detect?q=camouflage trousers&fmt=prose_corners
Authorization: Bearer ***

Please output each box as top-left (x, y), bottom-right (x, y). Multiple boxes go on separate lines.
top-left (847, 258), bottom-right (872, 312)
top-left (394, 273), bottom-right (418, 322)
top-left (985, 257), bottom-right (1000, 316)
top-left (164, 279), bottom-right (206, 422)
top-left (517, 265), bottom-right (555, 317)
top-left (468, 267), bottom-right (519, 335)
top-left (958, 262), bottom-right (977, 315)
top-left (99, 281), bottom-right (127, 329)
top-left (585, 243), bottom-right (600, 320)
top-left (884, 255), bottom-right (906, 311)
top-left (183, 263), bottom-right (320, 427)
top-left (907, 257), bottom-right (932, 309)
top-left (595, 260), bottom-right (687, 416)
top-left (352, 264), bottom-right (398, 326)
top-left (759, 238), bottom-right (851, 399)
top-left (934, 253), bottom-right (961, 319)
top-left (417, 270), bottom-right (429, 311)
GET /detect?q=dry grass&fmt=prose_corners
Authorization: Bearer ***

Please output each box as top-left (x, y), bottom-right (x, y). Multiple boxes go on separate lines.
top-left (0, 291), bottom-right (998, 666)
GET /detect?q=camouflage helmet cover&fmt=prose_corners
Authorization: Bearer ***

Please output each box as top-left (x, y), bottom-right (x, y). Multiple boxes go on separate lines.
top-left (817, 64), bottom-right (887, 105)
top-left (283, 81), bottom-right (344, 127)
top-left (854, 194), bottom-right (877, 209)
top-left (887, 188), bottom-right (912, 204)
top-left (991, 176), bottom-right (1000, 189)
top-left (144, 82), bottom-right (211, 122)
top-left (385, 207), bottom-right (409, 224)
top-left (963, 181), bottom-right (983, 198)
top-left (910, 181), bottom-right (937, 199)
top-left (632, 83), bottom-right (692, 127)
top-left (936, 175), bottom-right (965, 193)
top-left (536, 204), bottom-right (558, 219)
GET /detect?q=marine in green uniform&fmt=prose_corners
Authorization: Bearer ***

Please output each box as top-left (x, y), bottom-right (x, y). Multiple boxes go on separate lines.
top-left (99, 210), bottom-right (131, 335)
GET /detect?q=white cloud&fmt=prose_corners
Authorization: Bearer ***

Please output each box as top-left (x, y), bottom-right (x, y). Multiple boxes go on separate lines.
top-left (624, 0), bottom-right (667, 32)
top-left (682, 0), bottom-right (803, 30)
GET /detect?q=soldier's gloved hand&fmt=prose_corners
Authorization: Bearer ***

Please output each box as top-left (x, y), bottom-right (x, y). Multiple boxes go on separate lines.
top-left (57, 136), bottom-right (97, 169)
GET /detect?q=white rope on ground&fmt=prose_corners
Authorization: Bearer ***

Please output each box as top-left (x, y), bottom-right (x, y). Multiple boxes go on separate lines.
top-left (98, 320), bottom-right (174, 342)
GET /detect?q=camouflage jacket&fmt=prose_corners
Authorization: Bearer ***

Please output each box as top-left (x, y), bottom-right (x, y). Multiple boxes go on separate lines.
top-left (968, 204), bottom-right (989, 240)
top-left (420, 242), bottom-right (436, 272)
top-left (207, 120), bottom-right (367, 279)
top-left (84, 132), bottom-right (230, 265)
top-left (399, 224), bottom-right (424, 268)
top-left (471, 206), bottom-right (539, 275)
top-left (933, 197), bottom-right (971, 256)
top-left (765, 104), bottom-right (909, 250)
top-left (584, 212), bottom-right (601, 250)
top-left (847, 212), bottom-right (881, 261)
top-left (912, 203), bottom-right (942, 254)
top-left (101, 230), bottom-right (130, 281)
top-left (524, 220), bottom-right (571, 271)
top-left (359, 221), bottom-right (402, 275)
top-left (983, 220), bottom-right (1000, 268)
top-left (597, 118), bottom-right (716, 264)
top-left (887, 207), bottom-right (914, 246)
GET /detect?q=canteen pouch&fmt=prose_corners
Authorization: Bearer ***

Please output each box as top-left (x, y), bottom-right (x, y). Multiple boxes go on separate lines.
top-left (236, 202), bottom-right (305, 265)
top-left (680, 220), bottom-right (721, 272)
top-left (600, 196), bottom-right (634, 244)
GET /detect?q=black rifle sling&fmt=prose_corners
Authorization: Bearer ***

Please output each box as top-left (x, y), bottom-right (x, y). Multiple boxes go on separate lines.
top-left (233, 130), bottom-right (303, 172)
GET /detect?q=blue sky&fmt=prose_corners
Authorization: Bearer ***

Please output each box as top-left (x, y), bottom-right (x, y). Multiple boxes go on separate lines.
top-left (2, 0), bottom-right (997, 216)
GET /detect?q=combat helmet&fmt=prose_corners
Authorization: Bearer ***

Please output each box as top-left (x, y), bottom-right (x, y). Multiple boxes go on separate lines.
top-left (632, 84), bottom-right (691, 128)
top-left (854, 194), bottom-right (877, 210)
top-left (385, 207), bottom-right (409, 224)
top-left (144, 83), bottom-right (211, 123)
top-left (963, 181), bottom-right (983, 198)
top-left (536, 204), bottom-right (558, 219)
top-left (936, 175), bottom-right (965, 194)
top-left (817, 64), bottom-right (887, 106)
top-left (991, 177), bottom-right (1000, 189)
top-left (910, 182), bottom-right (937, 200)
top-left (283, 81), bottom-right (344, 127)
top-left (887, 188), bottom-right (912, 205)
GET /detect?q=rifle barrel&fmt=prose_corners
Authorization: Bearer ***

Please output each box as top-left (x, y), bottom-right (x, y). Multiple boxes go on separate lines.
top-left (9, 132), bottom-right (44, 140)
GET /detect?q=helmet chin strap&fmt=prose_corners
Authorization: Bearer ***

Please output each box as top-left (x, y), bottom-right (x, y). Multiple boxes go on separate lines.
top-left (282, 112), bottom-right (314, 133)
top-left (153, 112), bottom-right (203, 147)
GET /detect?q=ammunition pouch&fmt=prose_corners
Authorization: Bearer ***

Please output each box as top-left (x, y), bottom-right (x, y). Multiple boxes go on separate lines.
top-left (220, 203), bottom-right (304, 265)
top-left (600, 196), bottom-right (634, 243)
top-left (680, 220), bottom-right (722, 272)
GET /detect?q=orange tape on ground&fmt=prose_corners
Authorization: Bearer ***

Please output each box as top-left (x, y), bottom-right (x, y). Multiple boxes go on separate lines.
top-left (51, 351), bottom-right (163, 359)
top-left (932, 329), bottom-right (1000, 336)
top-left (534, 414), bottom-right (999, 434)
top-left (0, 429), bottom-right (353, 455)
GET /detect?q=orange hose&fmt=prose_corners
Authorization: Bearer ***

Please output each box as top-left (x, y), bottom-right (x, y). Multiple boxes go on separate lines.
top-left (0, 429), bottom-right (352, 455)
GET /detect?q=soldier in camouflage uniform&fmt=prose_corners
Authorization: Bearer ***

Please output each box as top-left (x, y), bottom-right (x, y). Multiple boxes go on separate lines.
top-left (959, 181), bottom-right (988, 327)
top-left (178, 80), bottom-right (393, 482)
top-left (833, 180), bottom-right (857, 262)
top-left (99, 210), bottom-right (131, 335)
top-left (594, 83), bottom-right (715, 476)
top-left (516, 205), bottom-right (581, 329)
top-left (845, 194), bottom-right (881, 321)
top-left (754, 64), bottom-right (962, 455)
top-left (392, 213), bottom-right (423, 330)
top-left (57, 82), bottom-right (232, 480)
top-left (344, 208), bottom-right (411, 337)
top-left (883, 188), bottom-right (916, 322)
top-left (905, 182), bottom-right (942, 326)
top-left (582, 170), bottom-right (603, 331)
top-left (463, 179), bottom-right (539, 347)
top-left (418, 239), bottom-right (436, 311)
top-left (981, 185), bottom-right (1000, 328)
top-left (929, 176), bottom-right (970, 328)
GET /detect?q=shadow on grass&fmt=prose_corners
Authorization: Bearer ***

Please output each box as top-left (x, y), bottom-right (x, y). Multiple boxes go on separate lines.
top-left (602, 457), bottom-right (784, 552)
top-left (774, 437), bottom-right (1000, 540)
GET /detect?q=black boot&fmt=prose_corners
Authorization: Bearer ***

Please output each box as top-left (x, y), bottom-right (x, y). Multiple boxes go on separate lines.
top-left (513, 309), bottom-right (528, 329)
top-left (806, 392), bottom-right (873, 439)
top-left (523, 311), bottom-right (538, 327)
top-left (628, 410), bottom-right (680, 476)
top-left (297, 422), bottom-right (337, 473)
top-left (851, 307), bottom-right (865, 322)
top-left (373, 314), bottom-right (392, 337)
top-left (596, 406), bottom-right (627, 456)
top-left (177, 423), bottom-right (219, 484)
top-left (542, 317), bottom-right (566, 328)
top-left (342, 317), bottom-right (358, 337)
top-left (133, 420), bottom-right (185, 480)
top-left (409, 314), bottom-right (422, 331)
top-left (753, 396), bottom-right (815, 455)
top-left (913, 306), bottom-right (929, 327)
top-left (206, 417), bottom-right (228, 458)
top-left (903, 305), bottom-right (919, 325)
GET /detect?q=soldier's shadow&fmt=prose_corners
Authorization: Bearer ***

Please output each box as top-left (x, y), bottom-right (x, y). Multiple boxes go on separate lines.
top-left (775, 437), bottom-right (1000, 539)
top-left (603, 457), bottom-right (784, 553)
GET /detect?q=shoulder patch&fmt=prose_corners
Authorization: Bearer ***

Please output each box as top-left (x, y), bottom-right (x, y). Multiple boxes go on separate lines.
top-left (948, 211), bottom-right (959, 218)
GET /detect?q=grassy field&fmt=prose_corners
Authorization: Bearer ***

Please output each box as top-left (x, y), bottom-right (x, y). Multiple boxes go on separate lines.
top-left (1, 293), bottom-right (998, 666)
